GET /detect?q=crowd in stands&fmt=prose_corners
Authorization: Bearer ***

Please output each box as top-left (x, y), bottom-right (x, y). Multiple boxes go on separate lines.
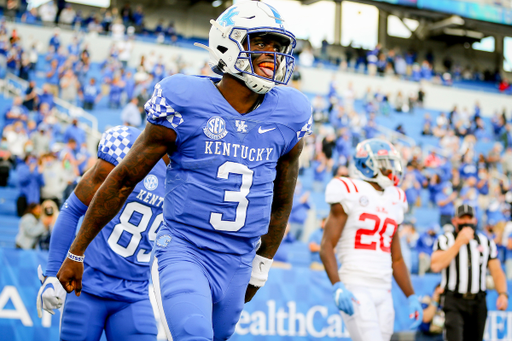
top-left (277, 71), bottom-right (512, 280)
top-left (0, 4), bottom-right (512, 289)
top-left (298, 42), bottom-right (508, 92)
top-left (17, 1), bottom-right (178, 44)
top-left (0, 4), bottom-right (212, 250)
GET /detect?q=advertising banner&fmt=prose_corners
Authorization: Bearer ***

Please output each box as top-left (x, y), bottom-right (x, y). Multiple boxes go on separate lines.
top-left (1, 248), bottom-right (512, 340)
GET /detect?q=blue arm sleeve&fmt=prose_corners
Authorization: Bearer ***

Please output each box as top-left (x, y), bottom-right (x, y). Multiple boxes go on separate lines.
top-left (45, 192), bottom-right (88, 277)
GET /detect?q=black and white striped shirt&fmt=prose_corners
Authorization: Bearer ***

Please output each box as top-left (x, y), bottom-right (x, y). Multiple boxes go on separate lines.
top-left (433, 231), bottom-right (498, 294)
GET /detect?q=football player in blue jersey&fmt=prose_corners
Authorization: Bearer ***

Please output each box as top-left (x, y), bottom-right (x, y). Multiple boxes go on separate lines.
top-left (58, 1), bottom-right (312, 340)
top-left (37, 125), bottom-right (168, 341)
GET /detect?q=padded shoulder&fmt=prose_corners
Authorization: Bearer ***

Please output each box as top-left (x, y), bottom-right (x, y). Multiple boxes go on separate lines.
top-left (97, 125), bottom-right (141, 166)
top-left (325, 177), bottom-right (361, 214)
top-left (272, 86), bottom-right (312, 134)
top-left (145, 74), bottom-right (207, 121)
top-left (385, 186), bottom-right (409, 215)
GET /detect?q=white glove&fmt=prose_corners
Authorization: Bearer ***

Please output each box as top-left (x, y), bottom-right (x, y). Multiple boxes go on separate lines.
top-left (36, 265), bottom-right (67, 318)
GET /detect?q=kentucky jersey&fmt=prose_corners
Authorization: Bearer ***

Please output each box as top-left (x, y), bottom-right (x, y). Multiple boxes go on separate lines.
top-left (82, 126), bottom-right (167, 302)
top-left (146, 74), bottom-right (312, 255)
top-left (325, 177), bottom-right (408, 290)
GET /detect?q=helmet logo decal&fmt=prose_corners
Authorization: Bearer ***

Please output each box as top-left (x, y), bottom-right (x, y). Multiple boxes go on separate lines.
top-left (265, 3), bottom-right (284, 27)
top-left (377, 149), bottom-right (388, 156)
top-left (218, 7), bottom-right (239, 26)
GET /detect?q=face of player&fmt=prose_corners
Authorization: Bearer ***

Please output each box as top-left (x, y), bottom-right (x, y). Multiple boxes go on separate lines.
top-left (246, 34), bottom-right (285, 80)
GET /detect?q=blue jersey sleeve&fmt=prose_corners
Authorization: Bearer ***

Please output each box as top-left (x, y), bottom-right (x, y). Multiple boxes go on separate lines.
top-left (97, 125), bottom-right (141, 166)
top-left (145, 74), bottom-right (187, 141)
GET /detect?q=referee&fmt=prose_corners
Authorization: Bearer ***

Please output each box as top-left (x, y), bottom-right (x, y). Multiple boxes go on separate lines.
top-left (430, 204), bottom-right (508, 341)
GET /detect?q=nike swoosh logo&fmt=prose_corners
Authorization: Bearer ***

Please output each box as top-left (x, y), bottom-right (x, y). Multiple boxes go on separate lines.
top-left (259, 262), bottom-right (264, 272)
top-left (258, 127), bottom-right (275, 134)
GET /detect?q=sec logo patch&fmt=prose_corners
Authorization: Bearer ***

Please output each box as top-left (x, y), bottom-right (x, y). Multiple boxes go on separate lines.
top-left (359, 196), bottom-right (369, 207)
top-left (204, 116), bottom-right (228, 140)
top-left (144, 175), bottom-right (158, 191)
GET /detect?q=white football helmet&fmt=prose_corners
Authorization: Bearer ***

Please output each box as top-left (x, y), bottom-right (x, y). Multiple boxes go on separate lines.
top-left (195, 0), bottom-right (296, 94)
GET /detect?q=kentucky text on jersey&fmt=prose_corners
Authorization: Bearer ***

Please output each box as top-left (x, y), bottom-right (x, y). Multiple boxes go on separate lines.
top-left (145, 74), bottom-right (312, 255)
top-left (204, 141), bottom-right (274, 161)
top-left (135, 190), bottom-right (165, 207)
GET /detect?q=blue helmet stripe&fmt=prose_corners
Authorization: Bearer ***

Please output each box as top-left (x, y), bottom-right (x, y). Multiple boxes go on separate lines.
top-left (265, 3), bottom-right (283, 25)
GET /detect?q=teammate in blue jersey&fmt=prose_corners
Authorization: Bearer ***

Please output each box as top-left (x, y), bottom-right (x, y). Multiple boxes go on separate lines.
top-left (37, 125), bottom-right (168, 341)
top-left (57, 2), bottom-right (312, 340)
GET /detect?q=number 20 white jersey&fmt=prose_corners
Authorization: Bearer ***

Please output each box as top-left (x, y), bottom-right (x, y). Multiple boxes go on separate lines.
top-left (325, 177), bottom-right (408, 290)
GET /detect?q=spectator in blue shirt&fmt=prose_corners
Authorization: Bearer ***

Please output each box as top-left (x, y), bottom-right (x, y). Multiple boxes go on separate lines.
top-left (428, 173), bottom-right (443, 206)
top-left (49, 30), bottom-right (61, 51)
top-left (67, 36), bottom-right (81, 57)
top-left (311, 154), bottom-right (327, 193)
top-left (289, 183), bottom-right (311, 240)
top-left (459, 160), bottom-right (478, 180)
top-left (21, 8), bottom-right (39, 24)
top-left (109, 74), bottom-right (125, 109)
top-left (364, 113), bottom-right (379, 139)
top-left (435, 183), bottom-right (457, 227)
top-left (38, 84), bottom-right (55, 110)
top-left (477, 168), bottom-right (489, 195)
top-left (335, 133), bottom-right (351, 167)
top-left (132, 6), bottom-right (144, 28)
top-left (417, 227), bottom-right (439, 275)
top-left (55, 46), bottom-right (68, 68)
top-left (63, 118), bottom-right (85, 150)
top-left (6, 46), bottom-right (19, 74)
top-left (155, 19), bottom-right (165, 34)
top-left (123, 71), bottom-right (135, 100)
top-left (308, 217), bottom-right (325, 268)
top-left (4, 96), bottom-right (28, 127)
top-left (17, 154), bottom-right (45, 214)
top-left (403, 170), bottom-right (421, 214)
top-left (416, 284), bottom-right (444, 341)
top-left (81, 78), bottom-right (101, 110)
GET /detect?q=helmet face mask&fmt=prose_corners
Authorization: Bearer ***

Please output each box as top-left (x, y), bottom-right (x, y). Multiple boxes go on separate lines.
top-left (233, 30), bottom-right (295, 85)
top-left (199, 1), bottom-right (296, 94)
top-left (353, 139), bottom-right (404, 189)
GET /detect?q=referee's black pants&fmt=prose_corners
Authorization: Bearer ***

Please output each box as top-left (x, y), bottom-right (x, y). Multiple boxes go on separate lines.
top-left (443, 291), bottom-right (487, 341)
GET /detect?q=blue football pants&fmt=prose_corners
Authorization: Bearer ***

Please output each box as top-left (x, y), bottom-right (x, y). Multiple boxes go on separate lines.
top-left (60, 291), bottom-right (157, 341)
top-left (151, 233), bottom-right (253, 341)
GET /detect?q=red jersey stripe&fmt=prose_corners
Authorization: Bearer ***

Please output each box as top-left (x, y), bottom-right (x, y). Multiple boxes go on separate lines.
top-left (347, 178), bottom-right (359, 192)
top-left (337, 178), bottom-right (350, 193)
top-left (395, 187), bottom-right (401, 201)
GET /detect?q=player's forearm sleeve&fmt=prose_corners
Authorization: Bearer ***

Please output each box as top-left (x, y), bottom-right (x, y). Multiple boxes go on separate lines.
top-left (45, 193), bottom-right (88, 277)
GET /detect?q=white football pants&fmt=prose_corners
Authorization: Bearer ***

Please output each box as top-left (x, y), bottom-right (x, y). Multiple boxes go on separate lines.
top-left (340, 283), bottom-right (395, 341)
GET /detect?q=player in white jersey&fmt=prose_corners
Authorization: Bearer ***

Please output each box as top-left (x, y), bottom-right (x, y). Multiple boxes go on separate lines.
top-left (320, 138), bottom-right (423, 341)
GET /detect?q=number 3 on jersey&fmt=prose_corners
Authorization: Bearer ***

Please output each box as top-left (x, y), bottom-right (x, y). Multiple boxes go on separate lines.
top-left (355, 213), bottom-right (397, 252)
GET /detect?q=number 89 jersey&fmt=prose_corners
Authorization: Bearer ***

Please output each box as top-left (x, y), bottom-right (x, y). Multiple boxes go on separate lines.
top-left (83, 126), bottom-right (167, 302)
top-left (325, 177), bottom-right (408, 290)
